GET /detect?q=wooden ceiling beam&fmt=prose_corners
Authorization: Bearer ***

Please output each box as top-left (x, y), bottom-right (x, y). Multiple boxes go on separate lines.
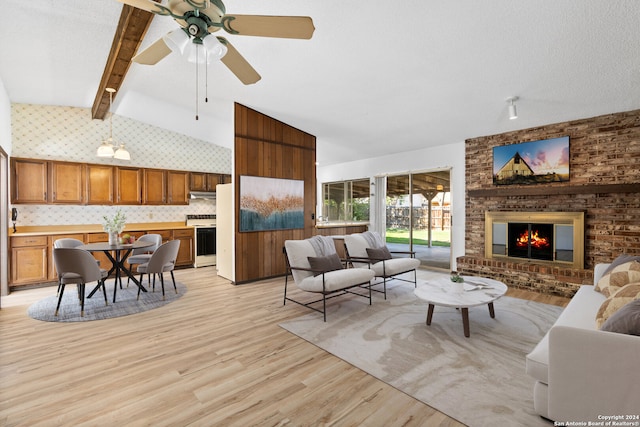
top-left (91, 2), bottom-right (159, 120)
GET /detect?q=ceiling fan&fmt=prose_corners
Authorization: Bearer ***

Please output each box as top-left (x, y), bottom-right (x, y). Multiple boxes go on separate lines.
top-left (117, 0), bottom-right (315, 85)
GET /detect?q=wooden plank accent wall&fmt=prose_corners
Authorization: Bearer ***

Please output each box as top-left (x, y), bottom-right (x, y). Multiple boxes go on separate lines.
top-left (457, 109), bottom-right (640, 297)
top-left (234, 103), bottom-right (316, 283)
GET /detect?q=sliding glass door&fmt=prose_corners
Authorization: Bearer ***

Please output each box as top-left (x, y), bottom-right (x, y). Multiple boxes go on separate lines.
top-left (385, 170), bottom-right (451, 270)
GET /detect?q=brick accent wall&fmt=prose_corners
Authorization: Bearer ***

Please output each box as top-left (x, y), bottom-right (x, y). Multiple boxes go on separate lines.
top-left (457, 109), bottom-right (640, 296)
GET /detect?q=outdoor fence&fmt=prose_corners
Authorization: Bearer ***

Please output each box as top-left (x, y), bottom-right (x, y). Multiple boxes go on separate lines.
top-left (387, 206), bottom-right (451, 230)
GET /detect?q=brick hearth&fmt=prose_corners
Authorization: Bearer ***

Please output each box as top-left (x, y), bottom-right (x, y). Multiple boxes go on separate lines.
top-left (457, 109), bottom-right (640, 297)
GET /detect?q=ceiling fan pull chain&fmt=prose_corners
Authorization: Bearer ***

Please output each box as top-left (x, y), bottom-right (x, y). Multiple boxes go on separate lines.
top-left (205, 59), bottom-right (209, 103)
top-left (195, 47), bottom-right (199, 120)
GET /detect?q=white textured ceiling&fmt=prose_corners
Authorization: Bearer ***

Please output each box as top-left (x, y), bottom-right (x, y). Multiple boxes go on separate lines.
top-left (1, 0), bottom-right (639, 166)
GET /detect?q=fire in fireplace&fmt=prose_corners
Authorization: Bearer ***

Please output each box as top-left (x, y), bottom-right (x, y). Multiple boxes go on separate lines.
top-left (508, 223), bottom-right (554, 261)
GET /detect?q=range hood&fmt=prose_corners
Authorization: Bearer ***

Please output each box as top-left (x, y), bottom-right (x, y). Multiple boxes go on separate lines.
top-left (189, 191), bottom-right (216, 200)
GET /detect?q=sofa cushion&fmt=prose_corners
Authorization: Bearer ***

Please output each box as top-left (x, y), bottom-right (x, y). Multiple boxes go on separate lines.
top-left (298, 268), bottom-right (375, 293)
top-left (600, 299), bottom-right (640, 336)
top-left (366, 246), bottom-right (392, 261)
top-left (595, 282), bottom-right (640, 328)
top-left (594, 260), bottom-right (640, 297)
top-left (308, 253), bottom-right (343, 276)
top-left (526, 285), bottom-right (606, 384)
top-left (371, 257), bottom-right (421, 277)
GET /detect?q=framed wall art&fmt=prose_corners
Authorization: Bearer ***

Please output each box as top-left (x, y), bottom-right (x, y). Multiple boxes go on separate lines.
top-left (239, 175), bottom-right (304, 232)
top-left (493, 136), bottom-right (570, 185)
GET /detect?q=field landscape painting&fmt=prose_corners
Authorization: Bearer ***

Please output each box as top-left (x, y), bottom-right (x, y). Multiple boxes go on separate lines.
top-left (493, 136), bottom-right (570, 185)
top-left (240, 176), bottom-right (305, 232)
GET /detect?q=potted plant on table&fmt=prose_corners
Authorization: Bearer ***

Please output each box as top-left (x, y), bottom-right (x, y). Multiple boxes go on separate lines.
top-left (103, 210), bottom-right (126, 245)
top-left (450, 271), bottom-right (465, 294)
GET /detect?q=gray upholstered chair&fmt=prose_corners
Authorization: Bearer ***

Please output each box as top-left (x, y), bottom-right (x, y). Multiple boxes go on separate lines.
top-left (283, 237), bottom-right (375, 321)
top-left (126, 233), bottom-right (162, 287)
top-left (343, 231), bottom-right (420, 299)
top-left (53, 238), bottom-right (99, 295)
top-left (136, 239), bottom-right (180, 300)
top-left (53, 248), bottom-right (108, 317)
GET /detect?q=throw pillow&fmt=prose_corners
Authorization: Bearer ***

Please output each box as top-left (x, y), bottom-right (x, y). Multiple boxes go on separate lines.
top-left (307, 253), bottom-right (343, 276)
top-left (602, 254), bottom-right (640, 276)
top-left (600, 299), bottom-right (640, 336)
top-left (366, 246), bottom-right (392, 261)
top-left (594, 260), bottom-right (640, 297)
top-left (595, 282), bottom-right (640, 328)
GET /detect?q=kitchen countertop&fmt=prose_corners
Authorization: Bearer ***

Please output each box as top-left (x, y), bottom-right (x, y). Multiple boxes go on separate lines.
top-left (9, 222), bottom-right (193, 237)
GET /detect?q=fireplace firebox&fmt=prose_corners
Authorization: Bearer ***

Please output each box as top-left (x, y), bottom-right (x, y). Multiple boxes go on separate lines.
top-left (508, 223), bottom-right (554, 261)
top-left (485, 211), bottom-right (585, 268)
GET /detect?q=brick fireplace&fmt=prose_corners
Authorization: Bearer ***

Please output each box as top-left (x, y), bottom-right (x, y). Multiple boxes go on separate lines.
top-left (457, 109), bottom-right (640, 297)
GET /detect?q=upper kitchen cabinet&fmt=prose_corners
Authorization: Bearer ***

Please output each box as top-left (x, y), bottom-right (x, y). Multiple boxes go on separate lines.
top-left (86, 164), bottom-right (114, 205)
top-left (11, 158), bottom-right (48, 204)
top-left (143, 169), bottom-right (167, 205)
top-left (114, 166), bottom-right (142, 205)
top-left (49, 161), bottom-right (85, 204)
top-left (190, 172), bottom-right (222, 191)
top-left (168, 171), bottom-right (189, 205)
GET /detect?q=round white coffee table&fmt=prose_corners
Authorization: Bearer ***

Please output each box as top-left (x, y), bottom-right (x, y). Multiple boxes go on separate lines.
top-left (414, 276), bottom-right (508, 337)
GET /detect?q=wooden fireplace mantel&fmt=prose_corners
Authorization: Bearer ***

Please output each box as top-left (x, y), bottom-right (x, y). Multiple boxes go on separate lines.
top-left (468, 183), bottom-right (639, 198)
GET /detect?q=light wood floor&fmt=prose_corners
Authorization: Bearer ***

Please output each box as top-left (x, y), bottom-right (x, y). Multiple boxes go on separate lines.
top-left (0, 268), bottom-right (569, 426)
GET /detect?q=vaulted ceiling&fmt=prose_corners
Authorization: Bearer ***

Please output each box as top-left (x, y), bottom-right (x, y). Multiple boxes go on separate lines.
top-left (1, 1), bottom-right (639, 166)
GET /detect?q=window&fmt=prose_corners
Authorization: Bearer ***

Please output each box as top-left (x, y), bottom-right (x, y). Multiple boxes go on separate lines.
top-left (322, 179), bottom-right (370, 222)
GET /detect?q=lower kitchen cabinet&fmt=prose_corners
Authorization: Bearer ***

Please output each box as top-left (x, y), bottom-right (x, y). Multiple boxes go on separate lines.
top-left (10, 236), bottom-right (49, 286)
top-left (173, 229), bottom-right (194, 267)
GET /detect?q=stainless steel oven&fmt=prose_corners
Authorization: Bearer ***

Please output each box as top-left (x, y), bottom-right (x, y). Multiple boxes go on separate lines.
top-left (186, 215), bottom-right (216, 267)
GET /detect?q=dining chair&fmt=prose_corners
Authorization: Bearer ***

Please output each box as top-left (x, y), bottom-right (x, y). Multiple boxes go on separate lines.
top-left (53, 238), bottom-right (100, 296)
top-left (136, 240), bottom-right (181, 300)
top-left (126, 233), bottom-right (162, 287)
top-left (53, 248), bottom-right (109, 317)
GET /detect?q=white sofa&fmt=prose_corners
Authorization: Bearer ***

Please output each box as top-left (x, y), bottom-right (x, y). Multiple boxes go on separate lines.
top-left (526, 263), bottom-right (640, 422)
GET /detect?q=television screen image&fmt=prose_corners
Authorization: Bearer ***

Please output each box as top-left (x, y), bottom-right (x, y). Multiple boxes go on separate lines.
top-left (493, 136), bottom-right (569, 185)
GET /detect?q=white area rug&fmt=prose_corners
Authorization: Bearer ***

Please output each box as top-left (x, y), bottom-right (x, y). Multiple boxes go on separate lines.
top-left (280, 280), bottom-right (561, 427)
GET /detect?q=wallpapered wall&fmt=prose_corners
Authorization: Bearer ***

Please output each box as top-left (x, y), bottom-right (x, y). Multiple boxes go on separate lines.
top-left (11, 103), bottom-right (231, 226)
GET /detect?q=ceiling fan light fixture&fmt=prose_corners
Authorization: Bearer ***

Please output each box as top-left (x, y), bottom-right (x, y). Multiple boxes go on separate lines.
top-left (184, 42), bottom-right (208, 64)
top-left (203, 35), bottom-right (227, 60)
top-left (164, 28), bottom-right (190, 54)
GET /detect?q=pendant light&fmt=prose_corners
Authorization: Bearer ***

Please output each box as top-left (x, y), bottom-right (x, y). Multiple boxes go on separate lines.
top-left (97, 88), bottom-right (130, 160)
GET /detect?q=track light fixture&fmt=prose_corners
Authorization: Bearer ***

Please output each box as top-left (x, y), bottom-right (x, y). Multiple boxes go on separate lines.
top-left (507, 96), bottom-right (519, 120)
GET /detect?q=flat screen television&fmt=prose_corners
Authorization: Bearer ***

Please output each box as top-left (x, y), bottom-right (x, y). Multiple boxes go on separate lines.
top-left (493, 136), bottom-right (569, 185)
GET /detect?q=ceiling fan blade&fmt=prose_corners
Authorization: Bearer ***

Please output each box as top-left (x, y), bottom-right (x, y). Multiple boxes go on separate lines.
top-left (222, 15), bottom-right (315, 39)
top-left (217, 37), bottom-right (261, 85)
top-left (132, 37), bottom-right (172, 65)
top-left (116, 0), bottom-right (166, 15)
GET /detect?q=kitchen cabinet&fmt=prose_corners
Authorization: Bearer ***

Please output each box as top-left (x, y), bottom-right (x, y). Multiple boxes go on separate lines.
top-left (48, 233), bottom-right (85, 280)
top-left (11, 158), bottom-right (48, 204)
top-left (173, 229), bottom-right (194, 266)
top-left (49, 161), bottom-right (85, 204)
top-left (190, 172), bottom-right (227, 191)
top-left (86, 164), bottom-right (114, 205)
top-left (10, 235), bottom-right (48, 286)
top-left (167, 171), bottom-right (189, 205)
top-left (143, 169), bottom-right (167, 205)
top-left (115, 166), bottom-right (142, 205)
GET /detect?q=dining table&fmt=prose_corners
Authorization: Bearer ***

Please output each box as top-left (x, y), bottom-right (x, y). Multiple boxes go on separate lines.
top-left (78, 239), bottom-right (155, 303)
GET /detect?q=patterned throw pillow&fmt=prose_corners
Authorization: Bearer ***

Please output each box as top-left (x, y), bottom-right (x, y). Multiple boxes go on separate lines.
top-left (596, 283), bottom-right (640, 328)
top-left (594, 260), bottom-right (640, 297)
top-left (307, 253), bottom-right (343, 276)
